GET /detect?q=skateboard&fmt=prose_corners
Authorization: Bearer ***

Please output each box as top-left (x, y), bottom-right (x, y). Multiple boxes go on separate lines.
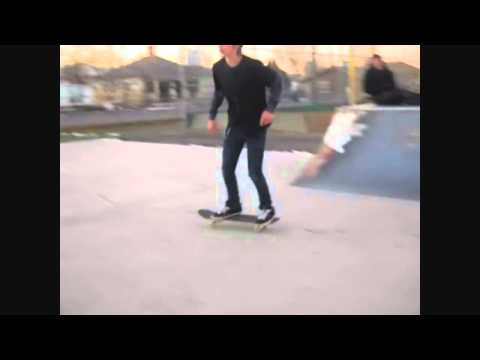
top-left (198, 209), bottom-right (280, 232)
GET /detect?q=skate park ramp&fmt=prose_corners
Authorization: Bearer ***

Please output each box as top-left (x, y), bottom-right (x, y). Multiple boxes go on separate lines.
top-left (293, 106), bottom-right (420, 201)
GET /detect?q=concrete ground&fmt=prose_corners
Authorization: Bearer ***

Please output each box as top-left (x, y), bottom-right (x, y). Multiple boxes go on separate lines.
top-left (60, 140), bottom-right (419, 315)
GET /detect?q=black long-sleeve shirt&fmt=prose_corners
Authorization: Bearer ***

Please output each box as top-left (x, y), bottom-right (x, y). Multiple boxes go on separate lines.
top-left (209, 55), bottom-right (282, 134)
top-left (363, 66), bottom-right (397, 97)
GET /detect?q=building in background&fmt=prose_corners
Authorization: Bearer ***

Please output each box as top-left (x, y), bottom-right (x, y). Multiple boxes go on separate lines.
top-left (299, 65), bottom-right (350, 105)
top-left (60, 81), bottom-right (95, 109)
top-left (101, 55), bottom-right (186, 106)
top-left (184, 65), bottom-right (212, 99)
top-left (60, 64), bottom-right (102, 110)
top-left (60, 63), bottom-right (105, 83)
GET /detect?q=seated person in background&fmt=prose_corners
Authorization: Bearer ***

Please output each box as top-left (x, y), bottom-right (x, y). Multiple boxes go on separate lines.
top-left (363, 54), bottom-right (419, 106)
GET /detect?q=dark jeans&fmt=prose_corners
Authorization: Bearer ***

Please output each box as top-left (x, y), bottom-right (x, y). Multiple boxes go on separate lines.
top-left (222, 127), bottom-right (272, 210)
top-left (373, 88), bottom-right (420, 106)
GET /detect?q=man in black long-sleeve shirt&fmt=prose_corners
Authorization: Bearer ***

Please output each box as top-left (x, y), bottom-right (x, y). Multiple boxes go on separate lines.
top-left (208, 45), bottom-right (282, 225)
top-left (363, 54), bottom-right (419, 105)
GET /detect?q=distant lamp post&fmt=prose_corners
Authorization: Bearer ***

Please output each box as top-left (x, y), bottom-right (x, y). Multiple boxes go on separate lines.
top-left (347, 45), bottom-right (357, 105)
top-left (310, 45), bottom-right (318, 102)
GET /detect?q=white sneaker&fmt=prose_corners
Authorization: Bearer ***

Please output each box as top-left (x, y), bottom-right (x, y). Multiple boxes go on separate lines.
top-left (256, 208), bottom-right (275, 224)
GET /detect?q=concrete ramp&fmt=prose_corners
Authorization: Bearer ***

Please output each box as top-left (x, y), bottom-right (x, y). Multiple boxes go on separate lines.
top-left (293, 106), bottom-right (420, 201)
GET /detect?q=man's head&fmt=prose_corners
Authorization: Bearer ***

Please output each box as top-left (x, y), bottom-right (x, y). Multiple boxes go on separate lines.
top-left (371, 54), bottom-right (385, 69)
top-left (219, 45), bottom-right (243, 57)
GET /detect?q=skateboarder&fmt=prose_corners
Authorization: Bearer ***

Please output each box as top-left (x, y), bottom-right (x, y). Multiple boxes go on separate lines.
top-left (208, 45), bottom-right (282, 225)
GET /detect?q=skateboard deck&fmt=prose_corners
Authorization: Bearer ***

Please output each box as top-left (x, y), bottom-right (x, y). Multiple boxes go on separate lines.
top-left (198, 209), bottom-right (279, 232)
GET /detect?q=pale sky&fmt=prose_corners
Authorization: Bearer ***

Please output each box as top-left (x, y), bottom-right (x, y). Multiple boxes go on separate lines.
top-left (60, 45), bottom-right (420, 72)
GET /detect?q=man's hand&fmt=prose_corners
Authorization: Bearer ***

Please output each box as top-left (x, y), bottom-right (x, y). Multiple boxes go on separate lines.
top-left (208, 119), bottom-right (220, 135)
top-left (260, 111), bottom-right (274, 127)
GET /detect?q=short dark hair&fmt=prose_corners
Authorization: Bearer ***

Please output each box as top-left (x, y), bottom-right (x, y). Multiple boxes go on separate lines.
top-left (372, 54), bottom-right (382, 59)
